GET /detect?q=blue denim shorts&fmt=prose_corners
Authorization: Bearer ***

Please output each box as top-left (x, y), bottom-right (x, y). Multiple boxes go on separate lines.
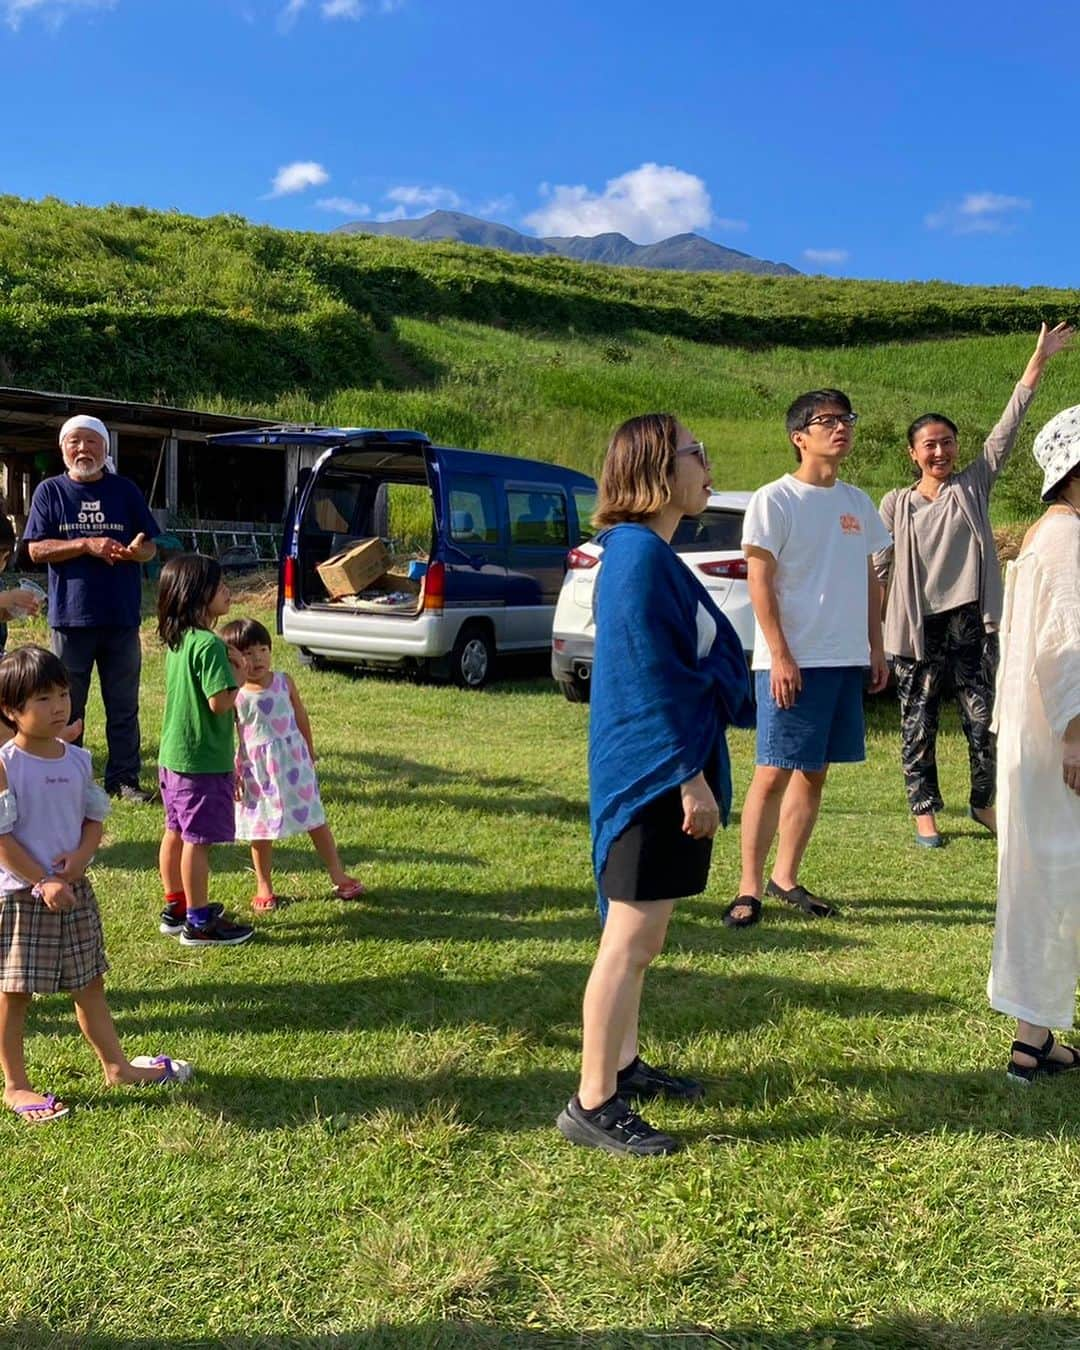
top-left (755, 666), bottom-right (866, 771)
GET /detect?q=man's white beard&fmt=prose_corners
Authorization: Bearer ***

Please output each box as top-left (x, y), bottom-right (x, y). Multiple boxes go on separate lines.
top-left (67, 463), bottom-right (104, 482)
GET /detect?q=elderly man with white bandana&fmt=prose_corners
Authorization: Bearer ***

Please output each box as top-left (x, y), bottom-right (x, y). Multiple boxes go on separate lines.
top-left (23, 415), bottom-right (160, 802)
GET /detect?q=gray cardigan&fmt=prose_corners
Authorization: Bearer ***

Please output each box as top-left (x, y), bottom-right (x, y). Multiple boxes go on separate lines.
top-left (874, 382), bottom-right (1035, 661)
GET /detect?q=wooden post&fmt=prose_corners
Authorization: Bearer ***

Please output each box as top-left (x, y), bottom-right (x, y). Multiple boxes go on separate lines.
top-left (165, 436), bottom-right (179, 522)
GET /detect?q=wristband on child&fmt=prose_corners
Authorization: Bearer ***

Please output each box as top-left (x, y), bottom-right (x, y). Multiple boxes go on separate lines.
top-left (31, 874), bottom-right (56, 900)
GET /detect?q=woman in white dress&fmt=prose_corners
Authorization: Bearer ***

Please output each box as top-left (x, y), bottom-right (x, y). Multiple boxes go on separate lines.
top-left (988, 404), bottom-right (1080, 1083)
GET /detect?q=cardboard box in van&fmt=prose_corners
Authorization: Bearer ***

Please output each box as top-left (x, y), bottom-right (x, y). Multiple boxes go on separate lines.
top-left (316, 538), bottom-right (389, 599)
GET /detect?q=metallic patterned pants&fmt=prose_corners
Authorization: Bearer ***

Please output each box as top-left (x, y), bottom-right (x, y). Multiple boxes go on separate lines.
top-left (891, 602), bottom-right (998, 816)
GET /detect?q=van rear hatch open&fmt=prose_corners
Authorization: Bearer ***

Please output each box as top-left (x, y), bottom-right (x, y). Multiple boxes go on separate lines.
top-left (207, 427), bottom-right (437, 618)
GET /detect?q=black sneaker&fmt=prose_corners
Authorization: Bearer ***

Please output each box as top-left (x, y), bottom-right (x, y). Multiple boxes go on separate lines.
top-left (617, 1055), bottom-right (705, 1103)
top-left (159, 902), bottom-right (223, 937)
top-left (555, 1094), bottom-right (681, 1156)
top-left (179, 914), bottom-right (255, 947)
top-left (111, 784), bottom-right (157, 805)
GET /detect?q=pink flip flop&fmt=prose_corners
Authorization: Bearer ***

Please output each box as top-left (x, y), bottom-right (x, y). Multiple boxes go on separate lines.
top-left (332, 880), bottom-right (366, 901)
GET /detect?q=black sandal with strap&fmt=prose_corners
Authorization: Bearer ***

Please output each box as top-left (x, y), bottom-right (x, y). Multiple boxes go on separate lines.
top-left (766, 879), bottom-right (837, 919)
top-left (1006, 1031), bottom-right (1080, 1086)
top-left (722, 895), bottom-right (762, 929)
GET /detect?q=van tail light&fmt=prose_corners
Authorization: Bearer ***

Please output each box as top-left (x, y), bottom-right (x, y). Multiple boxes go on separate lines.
top-left (423, 560), bottom-right (445, 612)
top-left (566, 547), bottom-right (600, 570)
top-left (697, 558), bottom-right (747, 580)
top-left (282, 555), bottom-right (297, 602)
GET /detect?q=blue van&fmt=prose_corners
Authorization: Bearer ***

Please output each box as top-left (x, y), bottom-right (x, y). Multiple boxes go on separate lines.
top-left (207, 427), bottom-right (597, 688)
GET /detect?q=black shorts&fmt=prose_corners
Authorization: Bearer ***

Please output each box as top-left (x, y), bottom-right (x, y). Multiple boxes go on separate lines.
top-left (600, 785), bottom-right (714, 903)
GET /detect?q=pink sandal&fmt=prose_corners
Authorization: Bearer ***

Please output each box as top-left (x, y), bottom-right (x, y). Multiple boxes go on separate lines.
top-left (332, 880), bottom-right (366, 901)
top-left (251, 894), bottom-right (278, 912)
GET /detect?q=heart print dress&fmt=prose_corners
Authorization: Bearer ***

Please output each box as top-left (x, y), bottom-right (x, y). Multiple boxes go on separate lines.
top-left (234, 672), bottom-right (326, 840)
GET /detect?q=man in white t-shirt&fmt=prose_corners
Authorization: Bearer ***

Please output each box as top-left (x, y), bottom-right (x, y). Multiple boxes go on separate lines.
top-left (724, 389), bottom-right (891, 928)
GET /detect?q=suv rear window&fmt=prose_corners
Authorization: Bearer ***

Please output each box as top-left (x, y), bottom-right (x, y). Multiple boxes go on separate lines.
top-left (671, 509), bottom-right (744, 553)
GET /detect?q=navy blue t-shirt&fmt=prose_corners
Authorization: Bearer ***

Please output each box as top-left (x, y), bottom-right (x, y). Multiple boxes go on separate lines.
top-left (23, 473), bottom-right (160, 628)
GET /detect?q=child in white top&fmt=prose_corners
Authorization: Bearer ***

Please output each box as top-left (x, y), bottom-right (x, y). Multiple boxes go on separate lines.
top-left (222, 619), bottom-right (365, 911)
top-left (0, 646), bottom-right (190, 1124)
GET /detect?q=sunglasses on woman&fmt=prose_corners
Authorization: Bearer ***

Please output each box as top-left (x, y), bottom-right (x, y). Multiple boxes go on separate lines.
top-left (676, 441), bottom-right (709, 468)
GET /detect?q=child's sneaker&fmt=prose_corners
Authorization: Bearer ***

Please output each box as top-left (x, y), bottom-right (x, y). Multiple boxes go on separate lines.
top-left (159, 901), bottom-right (222, 937)
top-left (179, 914), bottom-right (255, 947)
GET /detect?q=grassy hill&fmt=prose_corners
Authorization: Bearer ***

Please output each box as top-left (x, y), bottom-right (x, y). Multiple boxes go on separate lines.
top-left (4, 195), bottom-right (1080, 519)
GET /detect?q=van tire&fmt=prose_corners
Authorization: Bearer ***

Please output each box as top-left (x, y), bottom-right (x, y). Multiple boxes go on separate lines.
top-left (450, 623), bottom-right (495, 689)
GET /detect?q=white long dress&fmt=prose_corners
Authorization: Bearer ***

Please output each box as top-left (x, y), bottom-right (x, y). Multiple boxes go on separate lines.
top-left (987, 512), bottom-right (1080, 1028)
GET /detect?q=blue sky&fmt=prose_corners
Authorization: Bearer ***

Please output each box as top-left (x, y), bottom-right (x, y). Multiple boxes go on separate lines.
top-left (3, 0), bottom-right (1079, 286)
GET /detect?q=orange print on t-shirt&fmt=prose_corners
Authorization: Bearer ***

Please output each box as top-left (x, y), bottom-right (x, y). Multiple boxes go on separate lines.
top-left (840, 514), bottom-right (862, 534)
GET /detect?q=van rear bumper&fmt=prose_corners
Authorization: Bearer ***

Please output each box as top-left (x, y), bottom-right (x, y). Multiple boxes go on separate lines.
top-left (280, 604), bottom-right (452, 663)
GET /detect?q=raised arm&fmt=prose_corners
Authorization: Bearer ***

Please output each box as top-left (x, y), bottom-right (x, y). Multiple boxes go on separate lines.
top-left (983, 323), bottom-right (1075, 479)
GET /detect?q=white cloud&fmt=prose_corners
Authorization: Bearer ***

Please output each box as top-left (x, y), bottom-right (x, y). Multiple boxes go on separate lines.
top-left (803, 248), bottom-right (849, 265)
top-left (266, 161), bottom-right (330, 198)
top-left (316, 196), bottom-right (371, 216)
top-left (925, 191), bottom-right (1031, 235)
top-left (385, 185), bottom-right (462, 210)
top-left (375, 205), bottom-right (410, 222)
top-left (279, 0), bottom-right (401, 25)
top-left (522, 163), bottom-right (714, 243)
top-left (3, 0), bottom-right (114, 29)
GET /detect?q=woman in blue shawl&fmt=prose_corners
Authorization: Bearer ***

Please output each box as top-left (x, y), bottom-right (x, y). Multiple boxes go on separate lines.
top-left (556, 414), bottom-right (753, 1157)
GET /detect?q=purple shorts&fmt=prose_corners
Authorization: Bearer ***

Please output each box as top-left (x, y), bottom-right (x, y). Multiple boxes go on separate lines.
top-left (159, 769), bottom-right (235, 845)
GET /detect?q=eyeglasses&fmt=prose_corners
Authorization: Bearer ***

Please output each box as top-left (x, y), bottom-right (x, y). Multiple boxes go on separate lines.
top-left (802, 413), bottom-right (859, 430)
top-left (676, 441), bottom-right (709, 467)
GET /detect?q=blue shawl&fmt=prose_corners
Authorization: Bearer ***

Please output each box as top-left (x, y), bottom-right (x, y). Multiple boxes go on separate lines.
top-left (588, 523), bottom-right (754, 922)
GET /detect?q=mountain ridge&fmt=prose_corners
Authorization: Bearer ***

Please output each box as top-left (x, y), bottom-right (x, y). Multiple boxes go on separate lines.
top-left (334, 209), bottom-right (799, 276)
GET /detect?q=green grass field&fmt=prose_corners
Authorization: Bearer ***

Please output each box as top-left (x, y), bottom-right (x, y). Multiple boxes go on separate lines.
top-left (1, 601), bottom-right (1078, 1349)
top-left (214, 318), bottom-right (1080, 524)
top-left (8, 196), bottom-right (1080, 522)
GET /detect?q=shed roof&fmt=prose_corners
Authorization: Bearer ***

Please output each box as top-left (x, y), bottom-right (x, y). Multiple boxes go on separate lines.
top-left (0, 386), bottom-right (275, 451)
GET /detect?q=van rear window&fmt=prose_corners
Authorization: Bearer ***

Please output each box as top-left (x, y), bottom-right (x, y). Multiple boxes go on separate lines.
top-left (507, 489), bottom-right (568, 547)
top-left (671, 510), bottom-right (744, 553)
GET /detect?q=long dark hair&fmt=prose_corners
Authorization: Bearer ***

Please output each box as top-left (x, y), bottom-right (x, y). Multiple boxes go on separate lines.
top-left (157, 554), bottom-right (223, 650)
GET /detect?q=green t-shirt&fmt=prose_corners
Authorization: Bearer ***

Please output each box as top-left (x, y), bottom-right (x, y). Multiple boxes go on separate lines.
top-left (159, 628), bottom-right (237, 774)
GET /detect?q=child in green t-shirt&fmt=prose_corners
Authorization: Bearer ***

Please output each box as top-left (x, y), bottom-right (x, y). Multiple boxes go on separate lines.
top-left (156, 555), bottom-right (254, 947)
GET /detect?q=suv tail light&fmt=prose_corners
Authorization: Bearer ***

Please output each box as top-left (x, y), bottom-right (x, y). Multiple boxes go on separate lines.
top-left (697, 558), bottom-right (747, 580)
top-left (282, 555), bottom-right (297, 601)
top-left (423, 560), bottom-right (445, 611)
top-left (566, 547), bottom-right (600, 570)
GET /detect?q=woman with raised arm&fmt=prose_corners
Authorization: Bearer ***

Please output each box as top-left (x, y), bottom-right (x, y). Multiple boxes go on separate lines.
top-left (555, 414), bottom-right (752, 1158)
top-left (874, 323), bottom-right (1073, 847)
top-left (988, 406), bottom-right (1080, 1082)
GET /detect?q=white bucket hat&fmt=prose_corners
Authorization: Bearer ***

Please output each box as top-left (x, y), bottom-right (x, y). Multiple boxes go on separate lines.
top-left (1033, 404), bottom-right (1080, 501)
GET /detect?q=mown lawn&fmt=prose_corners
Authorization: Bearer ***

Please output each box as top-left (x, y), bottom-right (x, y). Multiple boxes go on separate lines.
top-left (1, 602), bottom-right (1078, 1350)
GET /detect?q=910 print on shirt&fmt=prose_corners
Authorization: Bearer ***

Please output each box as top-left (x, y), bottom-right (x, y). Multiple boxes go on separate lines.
top-left (58, 500), bottom-right (126, 534)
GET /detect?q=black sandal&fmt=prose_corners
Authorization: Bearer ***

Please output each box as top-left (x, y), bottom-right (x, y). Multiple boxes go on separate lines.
top-left (1006, 1031), bottom-right (1080, 1086)
top-left (722, 895), bottom-right (762, 929)
top-left (766, 879), bottom-right (837, 919)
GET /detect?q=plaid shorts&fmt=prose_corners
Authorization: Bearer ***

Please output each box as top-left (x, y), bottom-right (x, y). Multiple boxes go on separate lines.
top-left (0, 878), bottom-right (108, 994)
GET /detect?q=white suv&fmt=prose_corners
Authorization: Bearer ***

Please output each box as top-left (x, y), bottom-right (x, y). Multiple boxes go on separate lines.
top-left (551, 491), bottom-right (755, 702)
